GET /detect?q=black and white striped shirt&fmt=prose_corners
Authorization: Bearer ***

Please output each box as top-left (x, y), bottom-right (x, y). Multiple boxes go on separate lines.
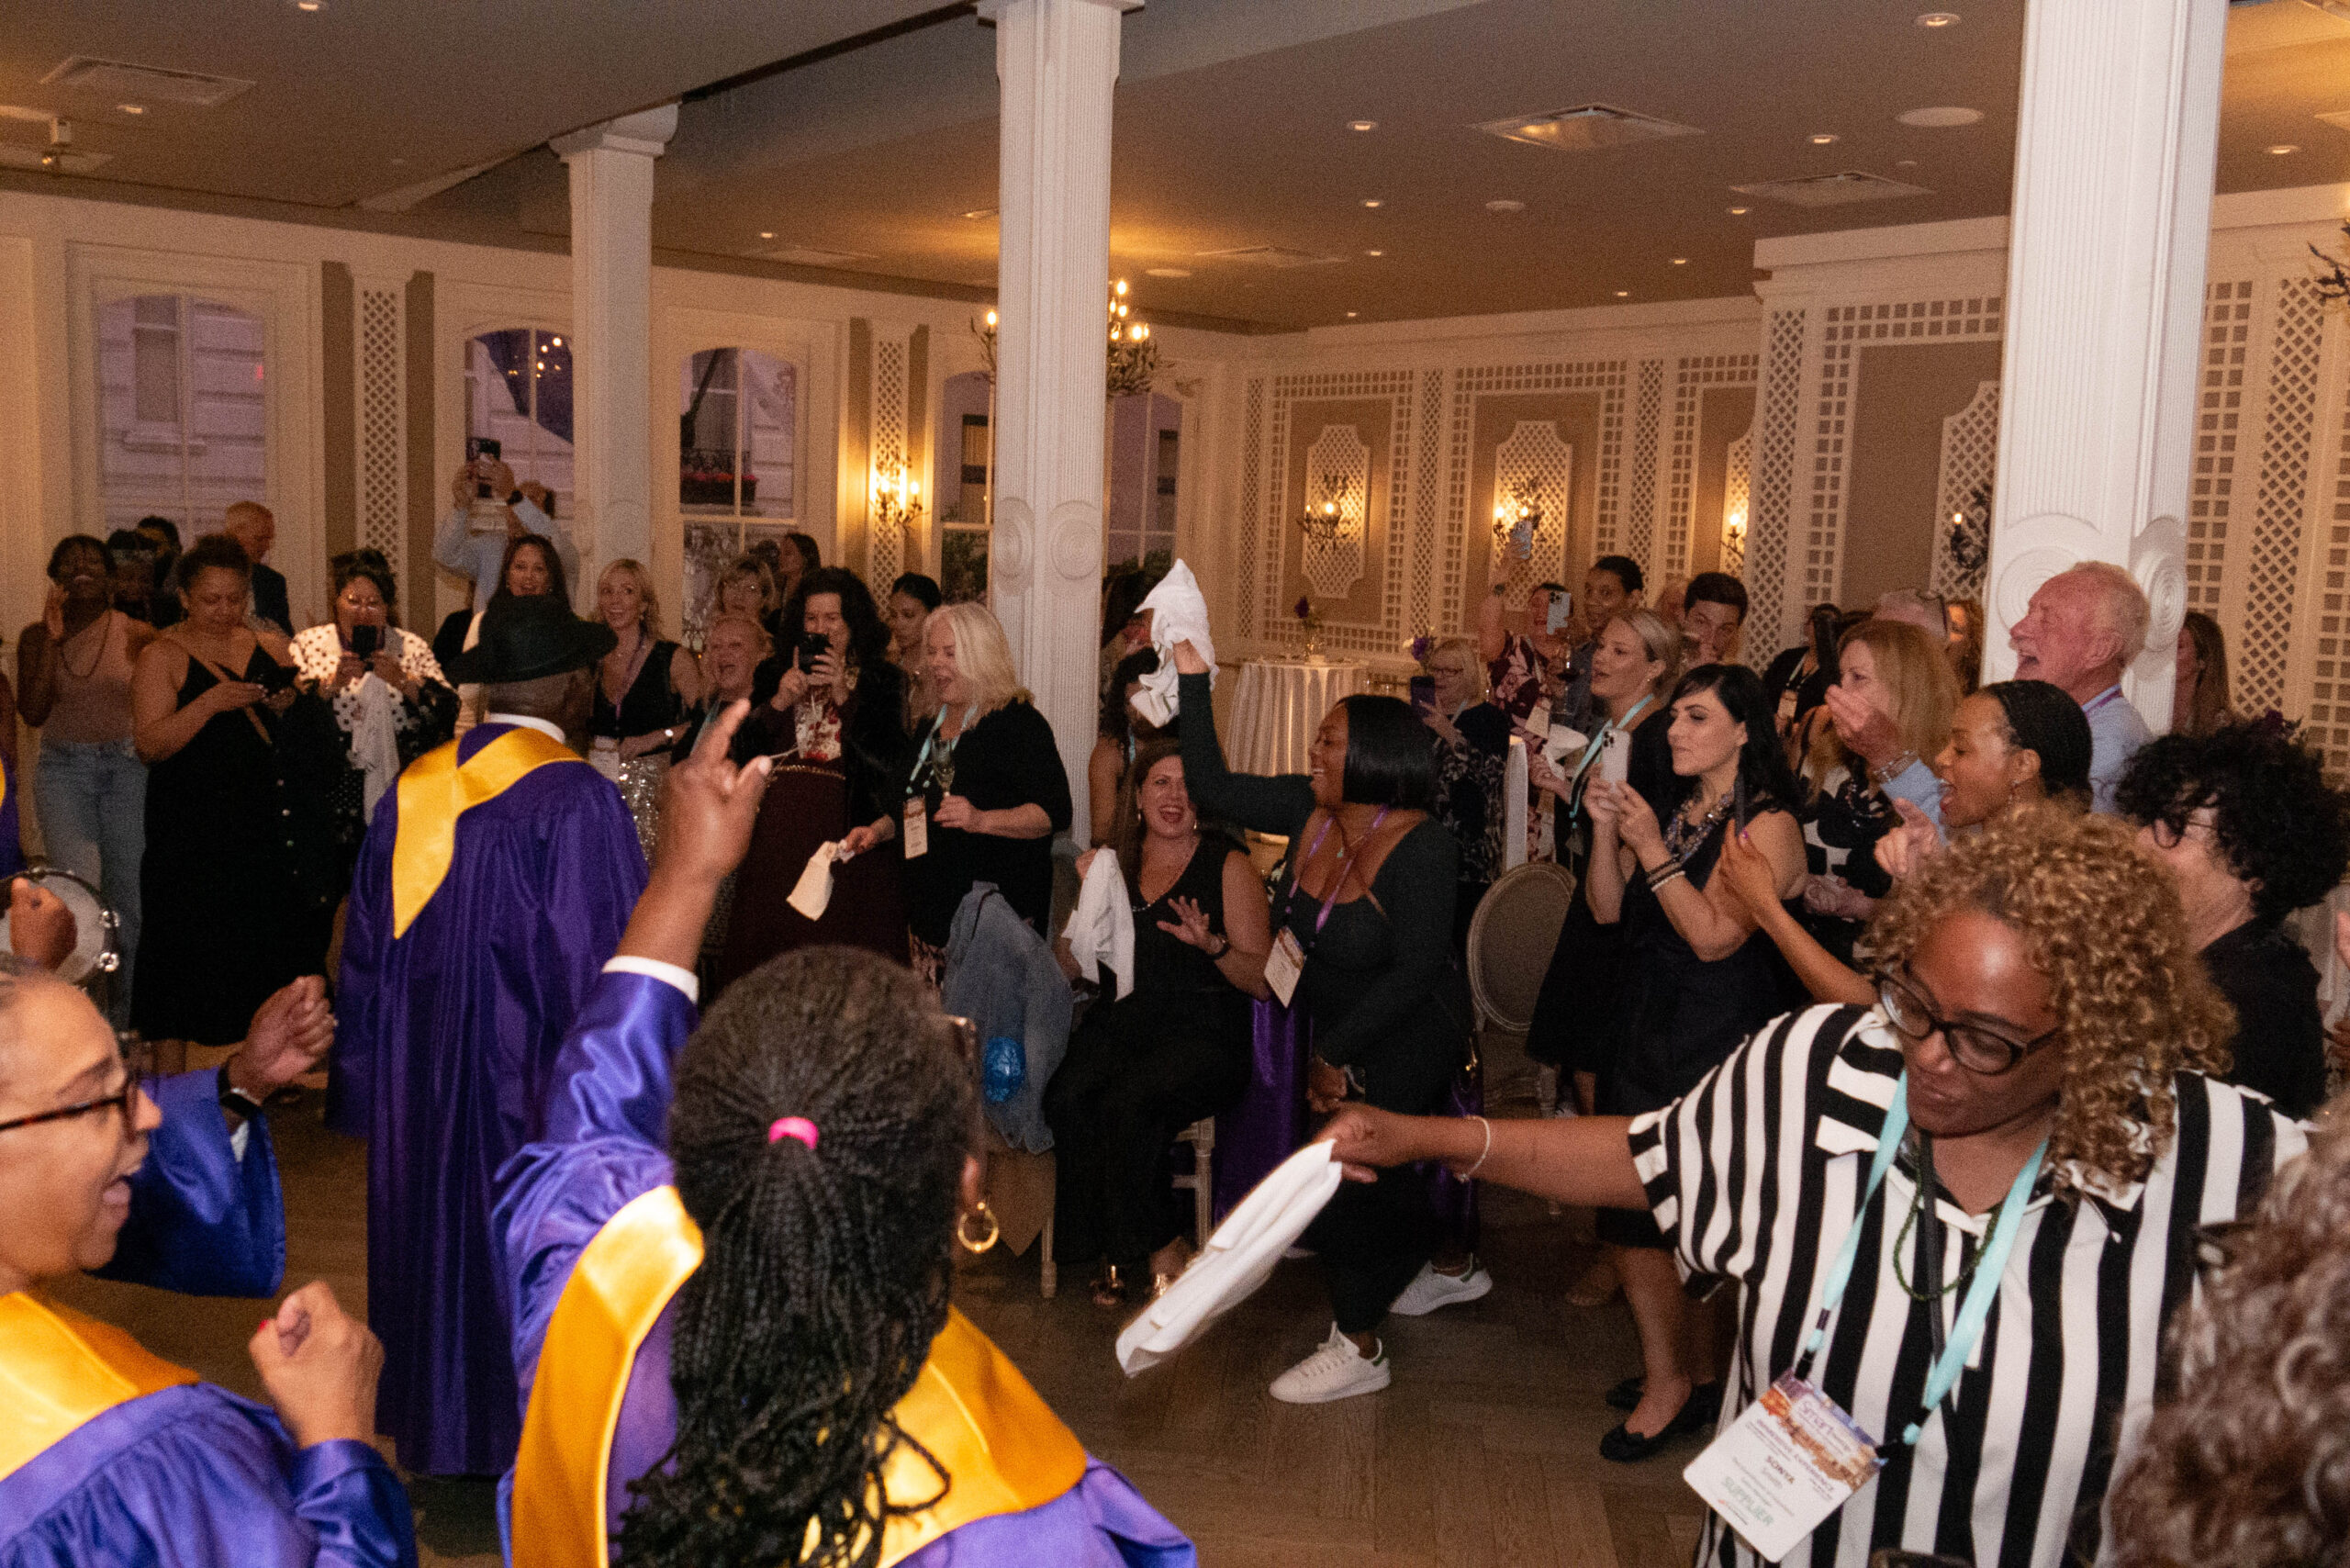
top-left (1627, 1003), bottom-right (2306, 1568)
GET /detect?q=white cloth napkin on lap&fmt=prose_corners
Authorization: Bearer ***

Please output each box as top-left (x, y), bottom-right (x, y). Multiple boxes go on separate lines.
top-left (1063, 851), bottom-right (1136, 1000)
top-left (1115, 1139), bottom-right (1345, 1376)
top-left (788, 842), bottom-right (839, 921)
top-left (1129, 559), bottom-right (1214, 729)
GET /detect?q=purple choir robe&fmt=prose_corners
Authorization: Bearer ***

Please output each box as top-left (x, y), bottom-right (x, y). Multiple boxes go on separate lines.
top-left (330, 723), bottom-right (645, 1477)
top-left (493, 969), bottom-right (1197, 1566)
top-left (1, 1072), bottom-right (416, 1567)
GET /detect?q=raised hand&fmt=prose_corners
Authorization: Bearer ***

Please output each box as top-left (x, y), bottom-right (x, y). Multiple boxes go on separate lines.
top-left (654, 700), bottom-right (773, 888)
top-left (248, 1282), bottom-right (381, 1449)
top-left (1821, 681), bottom-right (1902, 771)
top-left (1716, 825), bottom-right (1784, 920)
top-left (229, 976), bottom-right (335, 1099)
top-left (1155, 894), bottom-right (1218, 950)
top-left (7, 878), bottom-right (78, 971)
top-left (1874, 797), bottom-right (1942, 882)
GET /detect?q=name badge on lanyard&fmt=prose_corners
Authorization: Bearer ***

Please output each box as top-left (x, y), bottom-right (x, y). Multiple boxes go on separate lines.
top-left (1263, 807), bottom-right (1390, 1011)
top-left (1264, 929), bottom-right (1305, 1006)
top-left (1683, 1074), bottom-right (2045, 1562)
top-left (902, 798), bottom-right (929, 859)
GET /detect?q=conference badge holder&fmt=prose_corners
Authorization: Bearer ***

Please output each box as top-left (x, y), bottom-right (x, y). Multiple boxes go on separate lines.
top-left (1264, 928), bottom-right (1305, 1006)
top-left (902, 798), bottom-right (928, 859)
top-left (1684, 1373), bottom-right (1882, 1562)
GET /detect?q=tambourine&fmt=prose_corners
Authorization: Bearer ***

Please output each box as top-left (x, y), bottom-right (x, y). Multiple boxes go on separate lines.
top-left (1, 862), bottom-right (121, 989)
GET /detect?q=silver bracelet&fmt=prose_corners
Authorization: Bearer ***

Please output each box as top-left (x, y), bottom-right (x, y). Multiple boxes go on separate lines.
top-left (1462, 1114), bottom-right (1494, 1178)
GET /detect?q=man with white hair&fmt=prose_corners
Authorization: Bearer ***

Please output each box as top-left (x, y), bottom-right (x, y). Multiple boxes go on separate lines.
top-left (222, 500), bottom-right (292, 636)
top-left (2008, 560), bottom-right (2152, 812)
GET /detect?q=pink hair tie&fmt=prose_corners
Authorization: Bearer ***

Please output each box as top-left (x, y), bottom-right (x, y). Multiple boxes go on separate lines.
top-left (767, 1116), bottom-right (820, 1150)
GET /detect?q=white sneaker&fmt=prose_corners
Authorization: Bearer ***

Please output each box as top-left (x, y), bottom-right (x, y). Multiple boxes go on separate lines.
top-left (1270, 1323), bottom-right (1392, 1404)
top-left (1388, 1256), bottom-right (1494, 1316)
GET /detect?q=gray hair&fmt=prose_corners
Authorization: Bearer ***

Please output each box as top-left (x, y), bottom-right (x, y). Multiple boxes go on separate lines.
top-left (2056, 561), bottom-right (2151, 663)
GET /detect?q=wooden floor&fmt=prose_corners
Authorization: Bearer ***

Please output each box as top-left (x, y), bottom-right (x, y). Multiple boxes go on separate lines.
top-left (55, 1034), bottom-right (1707, 1567)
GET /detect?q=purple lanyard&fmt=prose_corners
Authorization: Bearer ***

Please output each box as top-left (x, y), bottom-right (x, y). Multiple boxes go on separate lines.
top-left (1289, 807), bottom-right (1391, 934)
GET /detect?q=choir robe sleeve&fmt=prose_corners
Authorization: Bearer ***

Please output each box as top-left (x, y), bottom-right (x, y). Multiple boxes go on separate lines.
top-left (493, 968), bottom-right (698, 1406)
top-left (0, 1383), bottom-right (416, 1568)
top-left (95, 1069), bottom-right (285, 1297)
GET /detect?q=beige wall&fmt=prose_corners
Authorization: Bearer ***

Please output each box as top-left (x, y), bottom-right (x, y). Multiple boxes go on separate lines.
top-left (1841, 341), bottom-right (2002, 612)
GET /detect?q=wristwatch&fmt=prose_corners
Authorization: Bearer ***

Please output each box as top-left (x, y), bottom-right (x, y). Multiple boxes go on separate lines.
top-left (217, 1065), bottom-right (265, 1123)
top-left (1206, 932), bottom-right (1231, 958)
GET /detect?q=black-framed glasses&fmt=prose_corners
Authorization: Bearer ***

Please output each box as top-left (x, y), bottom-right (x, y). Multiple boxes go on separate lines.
top-left (1873, 969), bottom-right (2058, 1075)
top-left (0, 1036), bottom-right (153, 1136)
top-left (2137, 808), bottom-right (2218, 851)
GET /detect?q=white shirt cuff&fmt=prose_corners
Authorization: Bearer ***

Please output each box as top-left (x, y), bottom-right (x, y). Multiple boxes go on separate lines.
top-left (602, 955), bottom-right (699, 1004)
top-left (229, 1120), bottom-right (252, 1162)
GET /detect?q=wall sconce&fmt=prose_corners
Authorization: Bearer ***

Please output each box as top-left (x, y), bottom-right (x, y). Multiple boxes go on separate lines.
top-left (1297, 471), bottom-right (1355, 543)
top-left (972, 308), bottom-right (998, 377)
top-left (1492, 476), bottom-right (1542, 559)
top-left (1723, 507), bottom-right (1747, 548)
top-left (872, 457), bottom-right (923, 535)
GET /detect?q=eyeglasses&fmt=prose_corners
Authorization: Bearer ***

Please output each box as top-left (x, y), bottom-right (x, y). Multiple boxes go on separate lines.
top-left (2137, 809), bottom-right (2217, 851)
top-left (0, 1036), bottom-right (152, 1136)
top-left (1873, 969), bottom-right (2059, 1075)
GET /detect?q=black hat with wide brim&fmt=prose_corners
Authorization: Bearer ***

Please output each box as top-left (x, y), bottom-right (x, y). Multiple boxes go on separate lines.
top-left (443, 595), bottom-right (617, 684)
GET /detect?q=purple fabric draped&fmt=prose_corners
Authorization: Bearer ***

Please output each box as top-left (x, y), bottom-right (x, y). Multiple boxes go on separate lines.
top-left (331, 724), bottom-right (645, 1477)
top-left (0, 753), bottom-right (21, 878)
top-left (1427, 1055), bottom-right (1483, 1251)
top-left (493, 969), bottom-right (1195, 1565)
top-left (97, 1068), bottom-right (285, 1297)
top-left (1212, 998), bottom-right (1313, 1223)
top-left (0, 1384), bottom-right (414, 1568)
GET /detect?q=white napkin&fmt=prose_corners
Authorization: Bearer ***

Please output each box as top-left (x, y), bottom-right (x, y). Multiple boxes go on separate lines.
top-left (1129, 559), bottom-right (1214, 730)
top-left (788, 841), bottom-right (839, 921)
top-left (1062, 851), bottom-right (1136, 1000)
top-left (1115, 1139), bottom-right (1345, 1376)
top-left (351, 674), bottom-right (403, 824)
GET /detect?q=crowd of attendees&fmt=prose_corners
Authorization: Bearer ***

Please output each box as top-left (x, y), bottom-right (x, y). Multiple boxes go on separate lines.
top-left (18, 494), bottom-right (2350, 1568)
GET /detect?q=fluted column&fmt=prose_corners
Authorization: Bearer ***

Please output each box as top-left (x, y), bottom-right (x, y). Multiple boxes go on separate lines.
top-left (1978, 0), bottom-right (2223, 727)
top-left (979, 0), bottom-right (1139, 833)
top-left (553, 105), bottom-right (677, 598)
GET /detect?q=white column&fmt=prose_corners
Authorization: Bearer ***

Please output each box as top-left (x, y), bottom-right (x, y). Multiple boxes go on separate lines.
top-left (1979, 0), bottom-right (2224, 728)
top-left (979, 0), bottom-right (1140, 835)
top-left (552, 105), bottom-right (677, 601)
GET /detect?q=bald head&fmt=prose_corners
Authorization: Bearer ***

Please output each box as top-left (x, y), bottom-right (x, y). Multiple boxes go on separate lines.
top-left (222, 501), bottom-right (275, 564)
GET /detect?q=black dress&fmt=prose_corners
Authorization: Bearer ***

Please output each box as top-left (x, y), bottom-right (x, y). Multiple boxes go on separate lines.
top-left (897, 700), bottom-right (1074, 947)
top-left (2200, 918), bottom-right (2325, 1118)
top-left (1428, 700), bottom-right (1512, 954)
top-left (588, 636), bottom-right (687, 742)
top-left (133, 644), bottom-right (327, 1045)
top-left (1597, 810), bottom-right (1799, 1249)
top-left (1178, 668), bottom-right (1471, 1335)
top-left (1045, 833), bottom-right (1252, 1276)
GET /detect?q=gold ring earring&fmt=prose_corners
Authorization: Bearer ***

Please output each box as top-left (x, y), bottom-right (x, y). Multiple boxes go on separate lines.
top-left (957, 1201), bottom-right (1000, 1255)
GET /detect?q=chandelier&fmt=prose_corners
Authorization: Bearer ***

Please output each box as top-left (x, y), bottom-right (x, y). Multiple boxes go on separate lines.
top-left (871, 456), bottom-right (923, 535)
top-left (968, 281), bottom-right (1159, 398)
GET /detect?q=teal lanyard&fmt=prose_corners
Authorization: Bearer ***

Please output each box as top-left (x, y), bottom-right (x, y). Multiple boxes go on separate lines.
top-left (1796, 1074), bottom-right (2047, 1447)
top-left (1563, 693), bottom-right (1653, 824)
top-left (908, 704), bottom-right (977, 794)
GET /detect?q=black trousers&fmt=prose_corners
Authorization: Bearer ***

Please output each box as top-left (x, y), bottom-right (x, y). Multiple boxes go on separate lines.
top-left (1306, 1015), bottom-right (1460, 1336)
top-left (1044, 999), bottom-right (1248, 1274)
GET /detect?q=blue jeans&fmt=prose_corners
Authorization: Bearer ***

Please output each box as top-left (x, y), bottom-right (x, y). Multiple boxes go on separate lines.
top-left (35, 737), bottom-right (147, 1023)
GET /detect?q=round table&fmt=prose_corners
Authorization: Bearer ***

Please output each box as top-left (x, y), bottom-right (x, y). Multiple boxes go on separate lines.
top-left (1224, 657), bottom-right (1369, 777)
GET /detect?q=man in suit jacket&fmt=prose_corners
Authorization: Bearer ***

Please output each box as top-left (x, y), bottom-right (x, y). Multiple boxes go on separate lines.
top-left (223, 500), bottom-right (292, 635)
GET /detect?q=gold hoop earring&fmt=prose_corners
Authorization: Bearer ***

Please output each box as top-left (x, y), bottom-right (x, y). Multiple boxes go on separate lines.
top-left (957, 1201), bottom-right (1000, 1255)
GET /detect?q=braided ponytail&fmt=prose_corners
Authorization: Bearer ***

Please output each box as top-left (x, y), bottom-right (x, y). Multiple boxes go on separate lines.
top-left (614, 946), bottom-right (977, 1568)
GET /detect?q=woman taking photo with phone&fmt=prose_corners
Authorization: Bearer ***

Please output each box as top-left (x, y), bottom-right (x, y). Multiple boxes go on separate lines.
top-left (1581, 662), bottom-right (1806, 1462)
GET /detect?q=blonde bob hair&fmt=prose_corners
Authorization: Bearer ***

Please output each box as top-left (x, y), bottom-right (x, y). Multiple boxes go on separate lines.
top-left (1419, 635), bottom-right (1489, 702)
top-left (923, 600), bottom-right (1027, 716)
top-left (1807, 618), bottom-right (1959, 784)
top-left (1603, 609), bottom-right (1684, 708)
top-left (598, 557), bottom-right (665, 638)
top-left (702, 610), bottom-right (773, 657)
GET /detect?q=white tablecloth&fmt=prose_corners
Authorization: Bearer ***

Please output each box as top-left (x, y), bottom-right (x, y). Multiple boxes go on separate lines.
top-left (1224, 657), bottom-right (1369, 778)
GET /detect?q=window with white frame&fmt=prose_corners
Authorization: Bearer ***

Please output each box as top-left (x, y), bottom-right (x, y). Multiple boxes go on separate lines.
top-left (679, 347), bottom-right (799, 644)
top-left (466, 328), bottom-right (575, 517)
top-left (95, 293), bottom-right (267, 536)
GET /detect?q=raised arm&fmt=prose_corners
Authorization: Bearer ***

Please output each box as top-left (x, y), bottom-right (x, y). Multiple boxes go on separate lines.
top-left (1322, 1103), bottom-right (1647, 1211)
top-left (1171, 648), bottom-right (1314, 835)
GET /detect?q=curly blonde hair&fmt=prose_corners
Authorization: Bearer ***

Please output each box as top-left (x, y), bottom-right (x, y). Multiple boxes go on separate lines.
top-left (1867, 806), bottom-right (2232, 1196)
top-left (2107, 1106), bottom-right (2348, 1568)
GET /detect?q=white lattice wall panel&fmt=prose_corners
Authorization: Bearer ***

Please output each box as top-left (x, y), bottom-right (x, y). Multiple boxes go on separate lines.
top-left (1745, 308), bottom-right (1808, 654)
top-left (2305, 373), bottom-right (2350, 783)
top-left (1237, 376), bottom-right (1265, 638)
top-left (1299, 423), bottom-right (1371, 600)
top-left (1488, 420), bottom-right (1572, 599)
top-left (1625, 359), bottom-right (1663, 575)
top-left (868, 336), bottom-right (910, 588)
top-left (1930, 381), bottom-right (1999, 600)
top-left (2239, 280), bottom-right (2322, 714)
top-left (1409, 369), bottom-right (1446, 637)
top-left (1255, 370), bottom-right (1415, 656)
top-left (2189, 281), bottom-right (2255, 614)
top-left (356, 286), bottom-right (405, 580)
top-left (1721, 428), bottom-right (1752, 578)
top-left (1444, 360), bottom-right (1626, 633)
top-left (1666, 353), bottom-right (1758, 578)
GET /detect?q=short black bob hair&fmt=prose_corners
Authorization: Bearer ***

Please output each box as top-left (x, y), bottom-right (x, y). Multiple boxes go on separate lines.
top-left (1591, 554), bottom-right (1645, 595)
top-left (1336, 693), bottom-right (1436, 811)
top-left (889, 572), bottom-right (943, 612)
top-left (2115, 718), bottom-right (2350, 924)
top-left (47, 533), bottom-right (114, 580)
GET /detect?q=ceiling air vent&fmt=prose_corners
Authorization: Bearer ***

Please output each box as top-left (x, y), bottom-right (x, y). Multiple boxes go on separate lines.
top-left (755, 245), bottom-right (873, 268)
top-left (1474, 104), bottom-right (1702, 152)
top-left (1730, 171), bottom-right (1932, 207)
top-left (1193, 245), bottom-right (1345, 268)
top-left (0, 142), bottom-right (110, 175)
top-left (40, 57), bottom-right (254, 107)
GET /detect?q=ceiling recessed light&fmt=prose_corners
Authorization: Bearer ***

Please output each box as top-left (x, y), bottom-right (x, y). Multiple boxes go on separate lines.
top-left (1916, 10), bottom-right (1959, 26)
top-left (1485, 198), bottom-right (1525, 212)
top-left (1361, 198), bottom-right (1383, 208)
top-left (1146, 266), bottom-right (1191, 278)
top-left (1346, 310), bottom-right (1359, 318)
top-left (1728, 206), bottom-right (1751, 215)
top-left (1364, 249), bottom-right (1384, 256)
top-left (1348, 119), bottom-right (1377, 132)
top-left (1808, 132), bottom-right (1840, 145)
top-left (294, 1), bottom-right (324, 11)
top-left (388, 156), bottom-right (407, 165)
top-left (960, 207), bottom-right (997, 220)
top-left (758, 230), bottom-right (775, 240)
top-left (1614, 290), bottom-right (1629, 297)
top-left (2267, 143), bottom-right (2300, 155)
top-left (1898, 106), bottom-right (1982, 128)
top-left (117, 102), bottom-right (144, 115)
top-left (1671, 257), bottom-right (1688, 265)
top-left (1896, 158), bottom-right (1919, 167)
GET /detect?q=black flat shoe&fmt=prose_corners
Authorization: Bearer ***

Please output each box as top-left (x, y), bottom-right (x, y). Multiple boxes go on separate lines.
top-left (1597, 1382), bottom-right (1722, 1463)
top-left (1604, 1374), bottom-right (1643, 1412)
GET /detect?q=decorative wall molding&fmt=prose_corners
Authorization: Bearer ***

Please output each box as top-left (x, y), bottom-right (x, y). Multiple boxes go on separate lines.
top-left (1745, 307), bottom-right (1808, 653)
top-left (1299, 421), bottom-right (1371, 599)
top-left (355, 283), bottom-right (407, 583)
top-left (2188, 279), bottom-right (2255, 617)
top-left (1443, 359), bottom-right (1626, 633)
top-left (1665, 353), bottom-right (1758, 578)
top-left (1720, 426), bottom-right (1752, 578)
top-left (2240, 278), bottom-right (2322, 713)
top-left (868, 332), bottom-right (911, 588)
top-left (1488, 419), bottom-right (1572, 599)
top-left (1624, 358), bottom-right (1663, 573)
top-left (1930, 380), bottom-right (1998, 600)
top-left (1255, 368), bottom-right (1414, 656)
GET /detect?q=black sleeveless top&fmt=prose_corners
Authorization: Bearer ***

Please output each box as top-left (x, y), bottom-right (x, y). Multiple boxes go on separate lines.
top-left (588, 636), bottom-right (686, 740)
top-left (1091, 831), bottom-right (1248, 1045)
